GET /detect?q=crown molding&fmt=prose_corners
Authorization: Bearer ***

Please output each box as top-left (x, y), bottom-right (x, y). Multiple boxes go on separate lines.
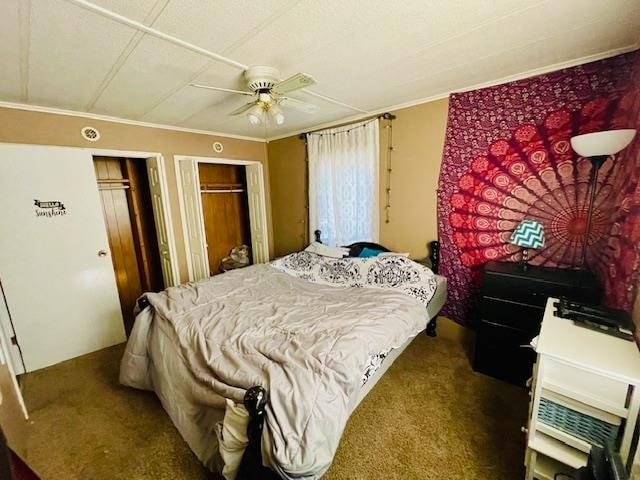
top-left (267, 44), bottom-right (640, 142)
top-left (0, 101), bottom-right (267, 143)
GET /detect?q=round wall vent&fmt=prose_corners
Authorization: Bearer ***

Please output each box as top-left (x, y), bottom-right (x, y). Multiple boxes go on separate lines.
top-left (81, 126), bottom-right (101, 142)
top-left (213, 141), bottom-right (224, 153)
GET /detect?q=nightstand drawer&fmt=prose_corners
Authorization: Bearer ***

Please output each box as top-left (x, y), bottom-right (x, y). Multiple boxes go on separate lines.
top-left (482, 262), bottom-right (602, 306)
top-left (483, 273), bottom-right (582, 307)
top-left (473, 320), bottom-right (537, 386)
top-left (543, 358), bottom-right (629, 415)
top-left (480, 297), bottom-right (544, 333)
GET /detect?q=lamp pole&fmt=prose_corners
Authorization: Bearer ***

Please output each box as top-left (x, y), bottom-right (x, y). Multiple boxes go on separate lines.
top-left (581, 154), bottom-right (608, 269)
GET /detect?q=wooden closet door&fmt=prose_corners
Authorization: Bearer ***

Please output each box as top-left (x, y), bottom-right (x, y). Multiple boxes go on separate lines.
top-left (94, 157), bottom-right (142, 334)
top-left (198, 164), bottom-right (251, 275)
top-left (123, 159), bottom-right (164, 293)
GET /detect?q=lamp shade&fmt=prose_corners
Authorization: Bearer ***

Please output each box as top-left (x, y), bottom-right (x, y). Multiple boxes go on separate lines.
top-left (570, 129), bottom-right (636, 157)
top-left (510, 220), bottom-right (545, 249)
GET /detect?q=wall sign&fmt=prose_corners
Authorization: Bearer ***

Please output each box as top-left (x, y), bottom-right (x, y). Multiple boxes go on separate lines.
top-left (34, 199), bottom-right (67, 218)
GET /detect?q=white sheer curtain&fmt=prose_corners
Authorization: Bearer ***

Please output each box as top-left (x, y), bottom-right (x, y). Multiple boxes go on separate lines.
top-left (307, 120), bottom-right (379, 246)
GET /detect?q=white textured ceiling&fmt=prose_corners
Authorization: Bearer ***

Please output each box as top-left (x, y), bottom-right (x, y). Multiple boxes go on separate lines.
top-left (1, 0), bottom-right (639, 140)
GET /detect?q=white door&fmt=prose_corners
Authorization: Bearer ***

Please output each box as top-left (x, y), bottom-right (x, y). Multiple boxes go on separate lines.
top-left (0, 144), bottom-right (125, 372)
top-left (0, 281), bottom-right (24, 375)
top-left (146, 156), bottom-right (179, 287)
top-left (0, 286), bottom-right (27, 418)
top-left (178, 158), bottom-right (209, 281)
top-left (246, 163), bottom-right (269, 263)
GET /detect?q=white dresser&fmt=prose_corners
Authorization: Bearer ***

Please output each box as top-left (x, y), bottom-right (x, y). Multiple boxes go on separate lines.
top-left (525, 298), bottom-right (640, 479)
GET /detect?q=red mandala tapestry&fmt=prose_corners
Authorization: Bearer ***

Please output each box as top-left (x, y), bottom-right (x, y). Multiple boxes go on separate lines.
top-left (438, 51), bottom-right (640, 326)
top-left (450, 100), bottom-right (626, 269)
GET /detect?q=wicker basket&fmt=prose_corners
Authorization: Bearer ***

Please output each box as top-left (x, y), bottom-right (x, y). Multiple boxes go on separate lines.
top-left (538, 397), bottom-right (619, 447)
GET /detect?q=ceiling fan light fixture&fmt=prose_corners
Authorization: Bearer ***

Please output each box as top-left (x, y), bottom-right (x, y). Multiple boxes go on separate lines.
top-left (247, 104), bottom-right (264, 125)
top-left (247, 113), bottom-right (261, 125)
top-left (270, 104), bottom-right (285, 125)
top-left (258, 92), bottom-right (272, 103)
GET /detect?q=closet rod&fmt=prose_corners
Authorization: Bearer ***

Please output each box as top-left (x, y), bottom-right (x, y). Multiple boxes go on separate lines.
top-left (200, 189), bottom-right (245, 194)
top-left (200, 182), bottom-right (243, 189)
top-left (99, 185), bottom-right (130, 191)
top-left (97, 178), bottom-right (130, 184)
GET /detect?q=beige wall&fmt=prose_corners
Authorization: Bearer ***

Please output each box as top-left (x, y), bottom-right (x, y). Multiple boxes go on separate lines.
top-left (0, 107), bottom-right (273, 283)
top-left (0, 95), bottom-right (449, 282)
top-left (378, 98), bottom-right (449, 258)
top-left (267, 97), bottom-right (449, 259)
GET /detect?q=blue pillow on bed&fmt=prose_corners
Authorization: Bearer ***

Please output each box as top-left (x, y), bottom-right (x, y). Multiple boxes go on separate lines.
top-left (358, 247), bottom-right (384, 258)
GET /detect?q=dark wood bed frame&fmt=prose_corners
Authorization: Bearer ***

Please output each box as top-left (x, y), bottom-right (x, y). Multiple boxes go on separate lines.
top-left (236, 230), bottom-right (441, 480)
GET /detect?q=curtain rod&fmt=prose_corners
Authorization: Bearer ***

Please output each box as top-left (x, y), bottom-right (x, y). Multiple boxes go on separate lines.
top-left (298, 112), bottom-right (396, 139)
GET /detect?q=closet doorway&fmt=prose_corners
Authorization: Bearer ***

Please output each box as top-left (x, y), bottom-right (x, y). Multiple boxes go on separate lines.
top-left (93, 156), bottom-right (164, 334)
top-left (198, 163), bottom-right (252, 275)
top-left (176, 156), bottom-right (269, 282)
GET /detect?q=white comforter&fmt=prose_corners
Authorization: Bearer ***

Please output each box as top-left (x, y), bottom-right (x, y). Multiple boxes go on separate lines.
top-left (120, 254), bottom-right (435, 479)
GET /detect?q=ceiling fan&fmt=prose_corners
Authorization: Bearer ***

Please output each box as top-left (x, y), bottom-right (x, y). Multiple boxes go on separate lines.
top-left (190, 66), bottom-right (319, 126)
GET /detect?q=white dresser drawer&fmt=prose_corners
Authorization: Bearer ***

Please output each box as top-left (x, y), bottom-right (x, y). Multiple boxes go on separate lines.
top-left (543, 358), bottom-right (629, 416)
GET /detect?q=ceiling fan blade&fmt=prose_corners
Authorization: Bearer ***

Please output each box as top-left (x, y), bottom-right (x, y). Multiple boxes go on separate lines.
top-left (272, 73), bottom-right (316, 94)
top-left (279, 96), bottom-right (319, 114)
top-left (229, 101), bottom-right (259, 116)
top-left (190, 83), bottom-right (254, 96)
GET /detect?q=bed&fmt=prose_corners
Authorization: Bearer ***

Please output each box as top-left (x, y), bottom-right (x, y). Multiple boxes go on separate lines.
top-left (120, 233), bottom-right (446, 480)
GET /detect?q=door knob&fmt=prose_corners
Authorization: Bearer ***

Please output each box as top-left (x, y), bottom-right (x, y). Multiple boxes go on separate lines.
top-left (98, 250), bottom-right (108, 257)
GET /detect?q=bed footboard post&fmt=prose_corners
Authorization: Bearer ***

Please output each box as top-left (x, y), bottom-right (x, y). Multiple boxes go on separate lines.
top-left (426, 240), bottom-right (440, 338)
top-left (244, 386), bottom-right (267, 444)
top-left (237, 386), bottom-right (277, 479)
top-left (426, 316), bottom-right (438, 337)
top-left (314, 229), bottom-right (322, 244)
top-left (428, 240), bottom-right (440, 274)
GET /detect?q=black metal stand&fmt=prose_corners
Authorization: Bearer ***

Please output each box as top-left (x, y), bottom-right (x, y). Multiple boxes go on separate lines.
top-left (581, 155), bottom-right (608, 269)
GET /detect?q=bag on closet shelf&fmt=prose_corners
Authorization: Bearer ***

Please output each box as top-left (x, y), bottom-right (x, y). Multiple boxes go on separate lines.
top-left (221, 245), bottom-right (250, 271)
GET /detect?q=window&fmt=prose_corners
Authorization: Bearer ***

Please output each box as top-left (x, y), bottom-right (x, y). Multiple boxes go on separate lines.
top-left (307, 120), bottom-right (379, 246)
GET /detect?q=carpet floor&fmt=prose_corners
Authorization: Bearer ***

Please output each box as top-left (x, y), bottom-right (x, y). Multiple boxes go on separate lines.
top-left (12, 334), bottom-right (527, 479)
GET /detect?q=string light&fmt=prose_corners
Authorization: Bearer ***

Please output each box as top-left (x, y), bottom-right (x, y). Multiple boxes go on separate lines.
top-left (384, 116), bottom-right (394, 224)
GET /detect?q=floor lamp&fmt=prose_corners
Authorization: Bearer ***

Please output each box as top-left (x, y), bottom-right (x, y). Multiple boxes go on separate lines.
top-left (570, 129), bottom-right (636, 269)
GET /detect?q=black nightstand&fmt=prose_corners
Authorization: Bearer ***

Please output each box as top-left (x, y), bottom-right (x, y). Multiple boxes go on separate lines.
top-left (473, 261), bottom-right (601, 386)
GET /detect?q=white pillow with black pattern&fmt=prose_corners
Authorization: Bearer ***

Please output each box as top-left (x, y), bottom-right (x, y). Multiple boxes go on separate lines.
top-left (304, 242), bottom-right (349, 259)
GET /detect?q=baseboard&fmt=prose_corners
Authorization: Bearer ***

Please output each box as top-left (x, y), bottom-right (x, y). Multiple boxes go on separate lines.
top-left (436, 316), bottom-right (476, 361)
